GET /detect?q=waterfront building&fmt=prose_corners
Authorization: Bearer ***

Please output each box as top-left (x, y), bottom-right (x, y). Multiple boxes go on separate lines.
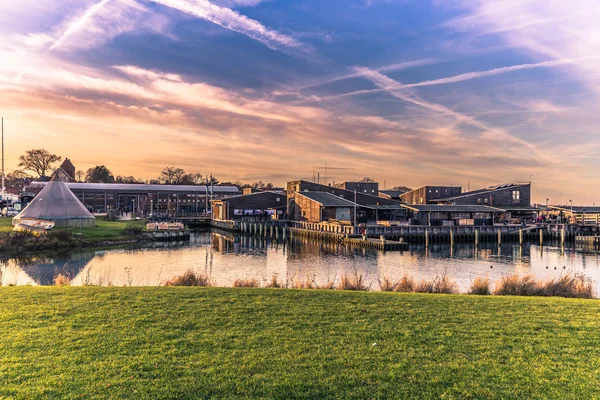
top-left (401, 204), bottom-right (504, 226)
top-left (212, 191), bottom-right (287, 221)
top-left (286, 180), bottom-right (405, 223)
top-left (23, 182), bottom-right (240, 214)
top-left (335, 181), bottom-right (379, 195)
top-left (294, 191), bottom-right (357, 223)
top-left (378, 190), bottom-right (406, 200)
top-left (400, 186), bottom-right (462, 205)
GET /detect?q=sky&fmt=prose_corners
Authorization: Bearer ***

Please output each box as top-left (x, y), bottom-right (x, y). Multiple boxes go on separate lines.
top-left (1, 0), bottom-right (599, 204)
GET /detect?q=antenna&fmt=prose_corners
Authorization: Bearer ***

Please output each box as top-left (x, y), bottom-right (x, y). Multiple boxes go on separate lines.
top-left (1, 117), bottom-right (4, 192)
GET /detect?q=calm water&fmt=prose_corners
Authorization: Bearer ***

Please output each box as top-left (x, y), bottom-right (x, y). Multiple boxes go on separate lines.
top-left (2, 230), bottom-right (600, 292)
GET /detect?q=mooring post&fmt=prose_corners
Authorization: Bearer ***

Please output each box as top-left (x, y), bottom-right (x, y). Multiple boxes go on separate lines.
top-left (561, 228), bottom-right (565, 247)
top-left (450, 229), bottom-right (454, 247)
top-left (475, 229), bottom-right (479, 247)
top-left (539, 229), bottom-right (543, 246)
top-left (497, 229), bottom-right (501, 245)
top-left (425, 229), bottom-right (429, 247)
top-left (519, 229), bottom-right (523, 245)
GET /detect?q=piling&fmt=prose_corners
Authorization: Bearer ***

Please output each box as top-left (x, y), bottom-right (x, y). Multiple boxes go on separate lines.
top-left (498, 230), bottom-right (501, 245)
top-left (475, 229), bottom-right (479, 247)
top-left (539, 229), bottom-right (543, 246)
top-left (519, 229), bottom-right (523, 245)
top-left (425, 229), bottom-right (429, 247)
top-left (450, 229), bottom-right (454, 247)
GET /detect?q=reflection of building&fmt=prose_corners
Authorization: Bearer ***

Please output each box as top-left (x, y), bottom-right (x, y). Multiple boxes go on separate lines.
top-left (212, 191), bottom-right (287, 221)
top-left (401, 204), bottom-right (504, 226)
top-left (24, 182), bottom-right (239, 214)
top-left (400, 186), bottom-right (462, 205)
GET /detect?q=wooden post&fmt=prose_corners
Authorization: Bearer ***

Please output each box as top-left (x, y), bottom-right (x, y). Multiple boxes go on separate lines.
top-left (519, 229), bottom-right (523, 245)
top-left (450, 229), bottom-right (454, 247)
top-left (561, 228), bottom-right (565, 247)
top-left (283, 227), bottom-right (287, 240)
top-left (475, 229), bottom-right (479, 247)
top-left (497, 229), bottom-right (501, 245)
top-left (425, 229), bottom-right (429, 247)
top-left (539, 229), bottom-right (543, 246)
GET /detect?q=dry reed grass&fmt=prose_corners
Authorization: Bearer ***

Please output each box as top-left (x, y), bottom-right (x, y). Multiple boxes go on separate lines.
top-left (234, 278), bottom-right (260, 288)
top-left (53, 274), bottom-right (72, 286)
top-left (469, 276), bottom-right (491, 295)
top-left (165, 270), bottom-right (213, 287)
top-left (337, 273), bottom-right (369, 291)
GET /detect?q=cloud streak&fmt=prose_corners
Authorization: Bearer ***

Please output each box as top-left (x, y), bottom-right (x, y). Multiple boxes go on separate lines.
top-left (150, 0), bottom-right (305, 52)
top-left (49, 0), bottom-right (112, 50)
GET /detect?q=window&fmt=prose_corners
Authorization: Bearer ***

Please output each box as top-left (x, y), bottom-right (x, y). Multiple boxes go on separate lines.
top-left (477, 198), bottom-right (482, 203)
top-left (484, 198), bottom-right (488, 203)
top-left (512, 191), bottom-right (520, 203)
top-left (276, 197), bottom-right (280, 202)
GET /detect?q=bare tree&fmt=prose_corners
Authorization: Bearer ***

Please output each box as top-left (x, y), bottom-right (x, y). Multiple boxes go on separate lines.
top-left (160, 167), bottom-right (187, 185)
top-left (18, 149), bottom-right (62, 178)
top-left (75, 170), bottom-right (85, 182)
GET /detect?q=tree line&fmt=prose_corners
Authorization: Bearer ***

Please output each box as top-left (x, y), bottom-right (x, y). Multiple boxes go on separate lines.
top-left (10, 149), bottom-right (278, 190)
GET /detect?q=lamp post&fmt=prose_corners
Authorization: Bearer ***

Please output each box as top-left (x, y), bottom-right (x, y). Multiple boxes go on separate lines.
top-left (376, 202), bottom-right (379, 223)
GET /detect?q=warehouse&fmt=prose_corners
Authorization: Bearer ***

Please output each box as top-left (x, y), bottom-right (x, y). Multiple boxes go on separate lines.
top-left (401, 204), bottom-right (505, 226)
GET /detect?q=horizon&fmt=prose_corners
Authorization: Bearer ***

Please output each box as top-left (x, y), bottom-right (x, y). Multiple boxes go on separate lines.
top-left (1, 0), bottom-right (599, 204)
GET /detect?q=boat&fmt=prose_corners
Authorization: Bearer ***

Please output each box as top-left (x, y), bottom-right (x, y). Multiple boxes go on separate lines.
top-left (13, 218), bottom-right (55, 235)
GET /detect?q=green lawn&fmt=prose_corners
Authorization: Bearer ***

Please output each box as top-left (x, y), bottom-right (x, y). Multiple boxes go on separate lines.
top-left (2, 288), bottom-right (600, 399)
top-left (0, 217), bottom-right (145, 240)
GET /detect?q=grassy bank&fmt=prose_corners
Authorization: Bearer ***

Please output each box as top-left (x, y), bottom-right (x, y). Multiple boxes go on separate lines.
top-left (2, 288), bottom-right (600, 399)
top-left (0, 218), bottom-right (147, 252)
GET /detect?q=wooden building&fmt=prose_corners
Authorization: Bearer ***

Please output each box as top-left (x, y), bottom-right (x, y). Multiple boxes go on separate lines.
top-left (294, 192), bottom-right (356, 223)
top-left (378, 190), bottom-right (406, 200)
top-left (400, 186), bottom-right (462, 205)
top-left (335, 181), bottom-right (379, 195)
top-left (545, 206), bottom-right (600, 225)
top-left (286, 180), bottom-right (405, 223)
top-left (401, 204), bottom-right (505, 226)
top-left (212, 191), bottom-right (287, 221)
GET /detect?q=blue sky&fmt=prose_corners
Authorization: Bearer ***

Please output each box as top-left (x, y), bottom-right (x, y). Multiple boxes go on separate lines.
top-left (1, 0), bottom-right (599, 204)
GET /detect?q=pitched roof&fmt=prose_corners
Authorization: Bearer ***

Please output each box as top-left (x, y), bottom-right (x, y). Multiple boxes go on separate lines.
top-left (401, 204), bottom-right (506, 213)
top-left (297, 191), bottom-right (357, 207)
top-left (431, 183), bottom-right (530, 202)
top-left (26, 182), bottom-right (240, 193)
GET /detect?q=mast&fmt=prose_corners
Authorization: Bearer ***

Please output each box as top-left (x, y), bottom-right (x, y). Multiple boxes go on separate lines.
top-left (1, 117), bottom-right (4, 192)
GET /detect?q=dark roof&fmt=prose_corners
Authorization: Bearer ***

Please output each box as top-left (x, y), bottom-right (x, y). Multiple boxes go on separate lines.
top-left (549, 206), bottom-right (600, 214)
top-left (26, 182), bottom-right (239, 194)
top-left (361, 204), bottom-right (405, 210)
top-left (379, 190), bottom-right (406, 197)
top-left (215, 191), bottom-right (286, 202)
top-left (297, 192), bottom-right (357, 207)
top-left (502, 206), bottom-right (541, 212)
top-left (431, 183), bottom-right (530, 202)
top-left (401, 204), bottom-right (505, 213)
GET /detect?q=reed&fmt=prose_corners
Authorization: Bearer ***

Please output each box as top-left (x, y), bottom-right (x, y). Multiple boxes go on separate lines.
top-left (543, 273), bottom-right (594, 299)
top-left (494, 274), bottom-right (544, 296)
top-left (379, 276), bottom-right (397, 292)
top-left (265, 275), bottom-right (283, 288)
top-left (337, 272), bottom-right (369, 291)
top-left (395, 274), bottom-right (415, 293)
top-left (233, 278), bottom-right (260, 288)
top-left (469, 276), bottom-right (491, 295)
top-left (53, 274), bottom-right (72, 286)
top-left (165, 270), bottom-right (212, 287)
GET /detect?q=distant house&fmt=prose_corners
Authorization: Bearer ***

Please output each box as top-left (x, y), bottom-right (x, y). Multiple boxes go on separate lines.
top-left (335, 181), bottom-right (379, 195)
top-left (401, 204), bottom-right (505, 226)
top-left (53, 168), bottom-right (73, 182)
top-left (212, 191), bottom-right (287, 221)
top-left (59, 158), bottom-right (76, 181)
top-left (400, 186), bottom-right (462, 205)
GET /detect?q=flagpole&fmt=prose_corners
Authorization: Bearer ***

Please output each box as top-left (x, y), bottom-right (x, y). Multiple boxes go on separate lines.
top-left (1, 117), bottom-right (5, 192)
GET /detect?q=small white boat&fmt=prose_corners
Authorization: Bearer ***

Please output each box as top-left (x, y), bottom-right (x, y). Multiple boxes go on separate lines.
top-left (18, 218), bottom-right (55, 230)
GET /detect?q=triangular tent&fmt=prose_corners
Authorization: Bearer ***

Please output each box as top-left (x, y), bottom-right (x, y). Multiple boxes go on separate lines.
top-left (13, 177), bottom-right (96, 228)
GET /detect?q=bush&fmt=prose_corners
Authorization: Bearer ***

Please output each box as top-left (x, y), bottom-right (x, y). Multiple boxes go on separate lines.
top-left (165, 270), bottom-right (212, 287)
top-left (379, 276), bottom-right (397, 292)
top-left (415, 279), bottom-right (434, 293)
top-left (415, 273), bottom-right (458, 294)
top-left (124, 226), bottom-right (143, 236)
top-left (234, 278), bottom-right (260, 288)
top-left (543, 273), bottom-right (594, 299)
top-left (469, 276), bottom-right (491, 295)
top-left (494, 275), bottom-right (544, 296)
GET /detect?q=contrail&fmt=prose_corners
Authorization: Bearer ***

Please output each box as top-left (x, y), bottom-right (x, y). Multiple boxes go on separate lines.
top-left (50, 0), bottom-right (112, 50)
top-left (14, 0), bottom-right (112, 81)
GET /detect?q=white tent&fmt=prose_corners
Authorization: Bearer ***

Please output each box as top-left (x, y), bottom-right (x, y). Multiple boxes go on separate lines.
top-left (13, 177), bottom-right (96, 228)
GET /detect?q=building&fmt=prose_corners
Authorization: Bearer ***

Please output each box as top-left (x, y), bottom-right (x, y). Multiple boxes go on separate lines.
top-left (400, 186), bottom-right (462, 205)
top-left (401, 204), bottom-right (505, 226)
top-left (430, 183), bottom-right (535, 221)
top-left (545, 206), bottom-right (600, 225)
top-left (378, 190), bottom-right (406, 200)
top-left (23, 182), bottom-right (240, 214)
top-left (294, 192), bottom-right (356, 223)
top-left (59, 158), bottom-right (76, 181)
top-left (242, 187), bottom-right (286, 195)
top-left (286, 180), bottom-right (405, 223)
top-left (335, 181), bottom-right (379, 195)
top-left (13, 177), bottom-right (96, 227)
top-left (212, 191), bottom-right (287, 221)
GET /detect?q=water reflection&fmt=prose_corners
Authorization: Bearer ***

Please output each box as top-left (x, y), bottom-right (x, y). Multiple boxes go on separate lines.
top-left (2, 231), bottom-right (600, 292)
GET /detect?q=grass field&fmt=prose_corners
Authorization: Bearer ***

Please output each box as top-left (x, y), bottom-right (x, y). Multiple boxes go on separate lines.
top-left (0, 217), bottom-right (145, 243)
top-left (2, 288), bottom-right (600, 399)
